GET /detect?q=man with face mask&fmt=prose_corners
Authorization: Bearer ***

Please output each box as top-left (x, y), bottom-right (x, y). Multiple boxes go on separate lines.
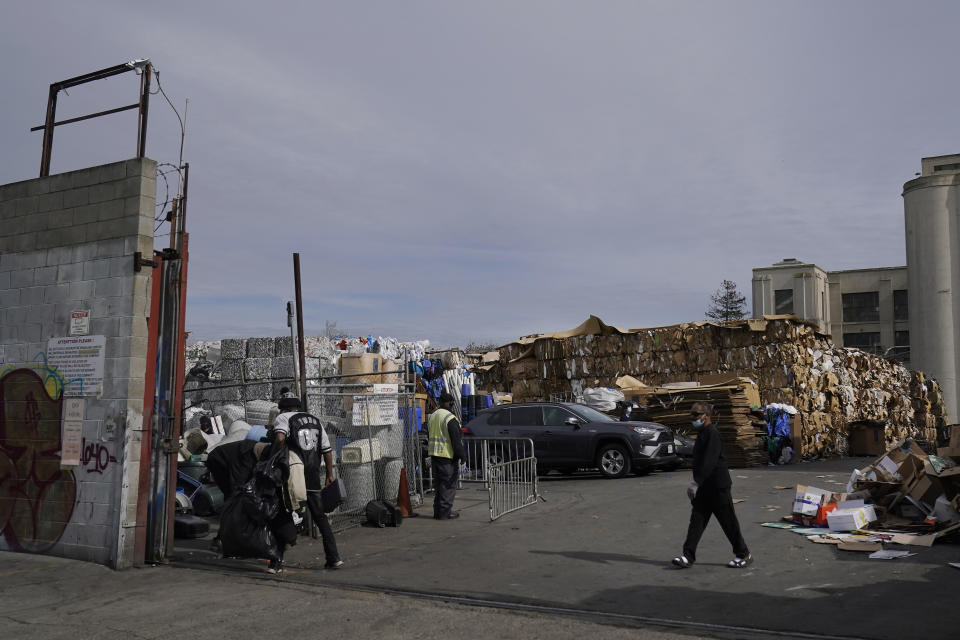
top-left (671, 401), bottom-right (752, 569)
top-left (273, 390), bottom-right (343, 570)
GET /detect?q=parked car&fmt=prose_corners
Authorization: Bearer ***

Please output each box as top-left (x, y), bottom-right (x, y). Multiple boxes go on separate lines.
top-left (463, 402), bottom-right (678, 478)
top-left (673, 432), bottom-right (695, 467)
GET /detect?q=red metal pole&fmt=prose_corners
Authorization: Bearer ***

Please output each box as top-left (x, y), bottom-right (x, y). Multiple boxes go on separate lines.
top-left (134, 255), bottom-right (164, 563)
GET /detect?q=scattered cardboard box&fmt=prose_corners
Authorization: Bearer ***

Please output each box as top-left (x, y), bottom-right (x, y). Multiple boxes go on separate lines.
top-left (826, 501), bottom-right (878, 531)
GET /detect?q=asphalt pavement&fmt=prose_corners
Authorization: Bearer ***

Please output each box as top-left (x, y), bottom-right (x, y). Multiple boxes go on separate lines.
top-left (3, 457), bottom-right (959, 639)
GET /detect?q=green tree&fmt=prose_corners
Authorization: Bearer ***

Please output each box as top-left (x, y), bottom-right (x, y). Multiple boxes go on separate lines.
top-left (464, 341), bottom-right (499, 353)
top-left (705, 280), bottom-right (747, 323)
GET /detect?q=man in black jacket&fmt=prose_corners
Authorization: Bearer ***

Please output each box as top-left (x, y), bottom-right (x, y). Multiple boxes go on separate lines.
top-left (672, 401), bottom-right (752, 569)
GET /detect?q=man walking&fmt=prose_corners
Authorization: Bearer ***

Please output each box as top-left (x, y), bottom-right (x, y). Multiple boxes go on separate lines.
top-left (427, 392), bottom-right (467, 520)
top-left (273, 390), bottom-right (344, 569)
top-left (672, 401), bottom-right (752, 569)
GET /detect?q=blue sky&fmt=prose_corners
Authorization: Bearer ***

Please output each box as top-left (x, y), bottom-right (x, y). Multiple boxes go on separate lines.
top-left (2, 1), bottom-right (957, 347)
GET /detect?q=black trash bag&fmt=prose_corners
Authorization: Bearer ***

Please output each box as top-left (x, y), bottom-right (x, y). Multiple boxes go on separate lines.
top-left (217, 447), bottom-right (289, 560)
top-left (245, 447), bottom-right (289, 521)
top-left (205, 439), bottom-right (258, 498)
top-left (218, 492), bottom-right (280, 561)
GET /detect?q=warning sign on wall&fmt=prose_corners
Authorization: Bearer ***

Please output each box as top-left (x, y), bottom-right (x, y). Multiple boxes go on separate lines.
top-left (47, 335), bottom-right (106, 397)
top-left (69, 310), bottom-right (90, 336)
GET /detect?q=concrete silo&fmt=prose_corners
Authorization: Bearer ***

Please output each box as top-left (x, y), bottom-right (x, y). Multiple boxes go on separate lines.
top-left (902, 154), bottom-right (960, 422)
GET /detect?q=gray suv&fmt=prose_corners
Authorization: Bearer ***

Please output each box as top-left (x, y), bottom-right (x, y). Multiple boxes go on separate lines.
top-left (463, 402), bottom-right (678, 478)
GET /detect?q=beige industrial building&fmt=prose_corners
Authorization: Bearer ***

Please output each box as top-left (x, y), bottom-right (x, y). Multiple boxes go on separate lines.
top-left (753, 153), bottom-right (960, 423)
top-left (752, 260), bottom-right (908, 361)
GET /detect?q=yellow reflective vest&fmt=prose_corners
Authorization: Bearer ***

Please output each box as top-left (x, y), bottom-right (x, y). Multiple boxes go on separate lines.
top-left (427, 408), bottom-right (457, 459)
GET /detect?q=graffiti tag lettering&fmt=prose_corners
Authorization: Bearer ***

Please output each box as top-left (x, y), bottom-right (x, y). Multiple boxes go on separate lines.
top-left (80, 438), bottom-right (116, 474)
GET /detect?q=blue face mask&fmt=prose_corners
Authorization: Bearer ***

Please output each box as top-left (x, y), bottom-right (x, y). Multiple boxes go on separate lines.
top-left (691, 419), bottom-right (704, 429)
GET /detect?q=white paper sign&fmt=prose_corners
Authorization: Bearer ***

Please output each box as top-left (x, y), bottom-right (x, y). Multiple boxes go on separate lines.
top-left (46, 335), bottom-right (106, 396)
top-left (61, 420), bottom-right (83, 467)
top-left (64, 398), bottom-right (85, 421)
top-left (69, 310), bottom-right (90, 336)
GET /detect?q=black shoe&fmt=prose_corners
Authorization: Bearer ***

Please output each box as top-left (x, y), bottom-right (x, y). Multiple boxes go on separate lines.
top-left (434, 511), bottom-right (460, 520)
top-left (325, 559), bottom-right (344, 569)
top-left (267, 559), bottom-right (284, 574)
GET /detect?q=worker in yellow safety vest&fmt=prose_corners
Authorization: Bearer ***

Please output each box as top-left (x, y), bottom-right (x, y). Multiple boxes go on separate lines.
top-left (427, 391), bottom-right (467, 520)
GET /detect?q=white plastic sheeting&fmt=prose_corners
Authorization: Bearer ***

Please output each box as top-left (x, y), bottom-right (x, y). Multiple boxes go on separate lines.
top-left (582, 387), bottom-right (625, 412)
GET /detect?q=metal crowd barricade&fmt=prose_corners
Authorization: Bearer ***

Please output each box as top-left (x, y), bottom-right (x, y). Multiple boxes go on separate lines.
top-left (459, 437), bottom-right (540, 520)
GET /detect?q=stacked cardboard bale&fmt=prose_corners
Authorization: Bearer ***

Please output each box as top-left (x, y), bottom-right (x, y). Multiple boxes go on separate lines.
top-left (479, 316), bottom-right (947, 463)
top-left (624, 379), bottom-right (769, 467)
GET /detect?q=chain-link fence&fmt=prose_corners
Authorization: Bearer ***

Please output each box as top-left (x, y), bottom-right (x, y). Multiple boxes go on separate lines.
top-left (181, 373), bottom-right (424, 533)
top-left (306, 381), bottom-right (424, 532)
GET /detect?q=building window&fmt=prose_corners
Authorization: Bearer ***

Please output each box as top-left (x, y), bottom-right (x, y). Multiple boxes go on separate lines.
top-left (774, 289), bottom-right (793, 315)
top-left (893, 289), bottom-right (908, 322)
top-left (895, 330), bottom-right (910, 347)
top-left (843, 332), bottom-right (882, 354)
top-left (842, 292), bottom-right (879, 322)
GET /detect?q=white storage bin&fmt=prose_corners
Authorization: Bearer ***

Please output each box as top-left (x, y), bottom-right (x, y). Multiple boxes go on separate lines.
top-left (341, 438), bottom-right (383, 464)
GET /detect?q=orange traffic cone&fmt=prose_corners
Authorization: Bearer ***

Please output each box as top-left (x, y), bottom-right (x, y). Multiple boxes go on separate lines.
top-left (397, 467), bottom-right (415, 517)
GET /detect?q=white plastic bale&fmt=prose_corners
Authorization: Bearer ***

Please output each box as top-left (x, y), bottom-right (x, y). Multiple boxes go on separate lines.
top-left (245, 399), bottom-right (278, 426)
top-left (582, 387), bottom-right (625, 412)
top-left (216, 403), bottom-right (245, 427)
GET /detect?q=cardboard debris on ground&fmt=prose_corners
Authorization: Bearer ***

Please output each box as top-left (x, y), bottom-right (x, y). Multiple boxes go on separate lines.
top-left (763, 432), bottom-right (960, 554)
top-left (838, 540), bottom-right (884, 552)
top-left (761, 522), bottom-right (797, 529)
top-left (869, 549), bottom-right (916, 560)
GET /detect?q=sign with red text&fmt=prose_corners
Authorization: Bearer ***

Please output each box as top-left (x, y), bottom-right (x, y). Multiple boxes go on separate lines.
top-left (69, 310), bottom-right (90, 336)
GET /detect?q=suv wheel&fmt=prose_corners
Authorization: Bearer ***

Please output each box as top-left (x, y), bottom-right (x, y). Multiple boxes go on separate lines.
top-left (597, 443), bottom-right (631, 478)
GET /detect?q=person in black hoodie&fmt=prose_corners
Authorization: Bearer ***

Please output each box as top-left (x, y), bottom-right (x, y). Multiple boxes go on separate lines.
top-left (672, 401), bottom-right (752, 569)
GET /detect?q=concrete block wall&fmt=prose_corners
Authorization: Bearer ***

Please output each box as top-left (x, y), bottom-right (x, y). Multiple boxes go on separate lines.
top-left (0, 158), bottom-right (156, 568)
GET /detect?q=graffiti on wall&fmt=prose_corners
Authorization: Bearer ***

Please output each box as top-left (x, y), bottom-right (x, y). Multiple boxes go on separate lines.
top-left (80, 438), bottom-right (117, 475)
top-left (0, 351), bottom-right (82, 400)
top-left (0, 368), bottom-right (77, 552)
